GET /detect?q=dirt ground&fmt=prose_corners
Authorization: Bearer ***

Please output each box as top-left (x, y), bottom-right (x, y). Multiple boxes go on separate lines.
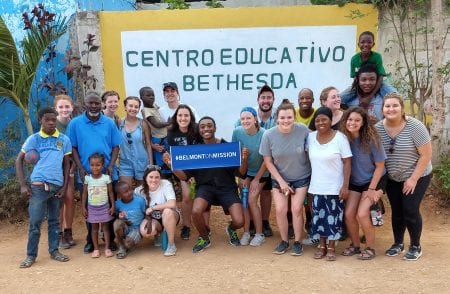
top-left (0, 195), bottom-right (449, 294)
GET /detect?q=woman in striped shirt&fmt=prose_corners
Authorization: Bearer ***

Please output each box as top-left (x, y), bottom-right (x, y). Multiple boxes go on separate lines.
top-left (375, 93), bottom-right (432, 261)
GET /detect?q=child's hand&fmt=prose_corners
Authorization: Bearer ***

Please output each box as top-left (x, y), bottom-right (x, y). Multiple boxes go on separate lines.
top-left (119, 211), bottom-right (126, 219)
top-left (82, 207), bottom-right (88, 218)
top-left (109, 206), bottom-right (115, 216)
top-left (145, 207), bottom-right (153, 215)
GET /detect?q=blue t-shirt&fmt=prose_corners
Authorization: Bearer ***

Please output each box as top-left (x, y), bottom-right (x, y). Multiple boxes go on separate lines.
top-left (115, 195), bottom-right (146, 230)
top-left (232, 127), bottom-right (268, 177)
top-left (67, 112), bottom-right (122, 181)
top-left (349, 137), bottom-right (387, 186)
top-left (21, 129), bottom-right (72, 186)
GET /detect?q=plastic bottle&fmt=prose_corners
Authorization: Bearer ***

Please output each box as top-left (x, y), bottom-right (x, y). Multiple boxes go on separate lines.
top-left (161, 229), bottom-right (168, 251)
top-left (241, 186), bottom-right (248, 209)
top-left (370, 204), bottom-right (383, 226)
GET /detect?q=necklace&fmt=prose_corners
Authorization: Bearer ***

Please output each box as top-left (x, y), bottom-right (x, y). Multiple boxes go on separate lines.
top-left (316, 130), bottom-right (336, 144)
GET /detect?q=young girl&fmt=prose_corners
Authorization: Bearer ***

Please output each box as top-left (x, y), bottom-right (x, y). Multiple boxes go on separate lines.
top-left (101, 90), bottom-right (121, 128)
top-left (341, 107), bottom-right (387, 260)
top-left (119, 96), bottom-right (153, 187)
top-left (232, 107), bottom-right (268, 247)
top-left (54, 94), bottom-right (77, 248)
top-left (81, 153), bottom-right (115, 258)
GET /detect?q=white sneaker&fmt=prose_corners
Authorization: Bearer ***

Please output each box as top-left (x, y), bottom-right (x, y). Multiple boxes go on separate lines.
top-left (302, 236), bottom-right (319, 246)
top-left (250, 233), bottom-right (266, 246)
top-left (163, 243), bottom-right (177, 256)
top-left (240, 232), bottom-right (251, 246)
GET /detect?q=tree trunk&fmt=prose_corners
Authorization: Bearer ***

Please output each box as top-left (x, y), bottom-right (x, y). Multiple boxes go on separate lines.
top-left (429, 0), bottom-right (446, 163)
top-left (23, 110), bottom-right (34, 136)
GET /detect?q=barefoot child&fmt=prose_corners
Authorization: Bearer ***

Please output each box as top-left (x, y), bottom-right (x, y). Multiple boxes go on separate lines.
top-left (114, 181), bottom-right (146, 259)
top-left (16, 107), bottom-right (72, 268)
top-left (81, 153), bottom-right (115, 258)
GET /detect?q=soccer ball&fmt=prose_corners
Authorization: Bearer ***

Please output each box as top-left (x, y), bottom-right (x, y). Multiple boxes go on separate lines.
top-left (24, 149), bottom-right (40, 165)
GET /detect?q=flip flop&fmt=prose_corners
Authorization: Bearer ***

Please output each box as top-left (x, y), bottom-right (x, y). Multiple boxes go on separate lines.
top-left (104, 249), bottom-right (113, 258)
top-left (91, 250), bottom-right (100, 258)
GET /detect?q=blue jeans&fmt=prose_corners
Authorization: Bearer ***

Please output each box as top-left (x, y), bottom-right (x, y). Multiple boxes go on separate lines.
top-left (27, 184), bottom-right (62, 257)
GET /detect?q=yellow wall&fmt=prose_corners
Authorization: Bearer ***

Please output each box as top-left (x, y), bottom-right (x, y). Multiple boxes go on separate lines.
top-left (99, 4), bottom-right (378, 116)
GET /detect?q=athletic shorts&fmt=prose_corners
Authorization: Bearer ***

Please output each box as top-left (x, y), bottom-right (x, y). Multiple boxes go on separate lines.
top-left (196, 185), bottom-right (240, 212)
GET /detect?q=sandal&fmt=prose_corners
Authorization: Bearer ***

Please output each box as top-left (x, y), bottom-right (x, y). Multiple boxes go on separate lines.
top-left (313, 246), bottom-right (327, 259)
top-left (19, 256), bottom-right (36, 268)
top-left (116, 246), bottom-right (128, 259)
top-left (358, 247), bottom-right (376, 260)
top-left (104, 249), bottom-right (113, 258)
top-left (91, 249), bottom-right (100, 258)
top-left (342, 244), bottom-right (361, 256)
top-left (326, 247), bottom-right (336, 261)
top-left (50, 250), bottom-right (70, 262)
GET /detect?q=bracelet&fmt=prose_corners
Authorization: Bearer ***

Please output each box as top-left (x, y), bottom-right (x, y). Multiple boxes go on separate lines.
top-left (368, 188), bottom-right (376, 190)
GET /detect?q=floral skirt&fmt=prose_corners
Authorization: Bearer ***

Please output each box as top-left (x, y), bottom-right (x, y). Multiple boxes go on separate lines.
top-left (311, 194), bottom-right (344, 241)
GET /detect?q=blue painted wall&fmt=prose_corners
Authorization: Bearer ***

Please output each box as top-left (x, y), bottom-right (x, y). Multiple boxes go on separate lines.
top-left (0, 0), bottom-right (135, 181)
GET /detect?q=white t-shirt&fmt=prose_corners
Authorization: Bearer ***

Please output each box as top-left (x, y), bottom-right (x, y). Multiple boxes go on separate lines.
top-left (148, 179), bottom-right (176, 207)
top-left (307, 131), bottom-right (352, 195)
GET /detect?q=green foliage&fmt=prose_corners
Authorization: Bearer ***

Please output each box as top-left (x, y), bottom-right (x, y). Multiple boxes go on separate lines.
top-left (433, 155), bottom-right (450, 205)
top-left (0, 119), bottom-right (27, 221)
top-left (0, 4), bottom-right (67, 136)
top-left (206, 0), bottom-right (224, 8)
top-left (164, 0), bottom-right (190, 9)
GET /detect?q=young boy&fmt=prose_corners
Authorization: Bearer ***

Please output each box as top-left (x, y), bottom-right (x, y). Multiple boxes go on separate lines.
top-left (114, 181), bottom-right (146, 259)
top-left (16, 107), bottom-right (72, 268)
top-left (140, 86), bottom-right (171, 171)
top-left (347, 31), bottom-right (390, 107)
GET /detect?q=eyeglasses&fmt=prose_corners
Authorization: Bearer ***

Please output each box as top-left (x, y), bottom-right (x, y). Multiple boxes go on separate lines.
top-left (126, 132), bottom-right (132, 145)
top-left (389, 138), bottom-right (396, 154)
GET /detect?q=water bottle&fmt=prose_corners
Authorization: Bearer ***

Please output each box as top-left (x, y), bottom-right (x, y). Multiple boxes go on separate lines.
top-left (241, 186), bottom-right (248, 209)
top-left (161, 229), bottom-right (168, 251)
top-left (370, 203), bottom-right (383, 226)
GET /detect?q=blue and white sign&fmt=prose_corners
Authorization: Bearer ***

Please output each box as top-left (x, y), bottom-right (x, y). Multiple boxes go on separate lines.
top-left (170, 142), bottom-right (241, 170)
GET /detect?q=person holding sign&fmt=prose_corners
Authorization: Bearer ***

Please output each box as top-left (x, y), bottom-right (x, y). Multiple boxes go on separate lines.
top-left (260, 99), bottom-right (311, 256)
top-left (232, 107), bottom-right (268, 247)
top-left (167, 105), bottom-right (200, 241)
top-left (163, 116), bottom-right (249, 253)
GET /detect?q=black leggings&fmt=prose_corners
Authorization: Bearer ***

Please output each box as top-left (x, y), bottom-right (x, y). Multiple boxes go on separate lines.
top-left (386, 175), bottom-right (431, 247)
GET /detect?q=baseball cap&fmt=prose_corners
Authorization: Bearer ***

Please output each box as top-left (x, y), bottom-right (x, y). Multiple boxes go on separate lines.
top-left (163, 82), bottom-right (178, 91)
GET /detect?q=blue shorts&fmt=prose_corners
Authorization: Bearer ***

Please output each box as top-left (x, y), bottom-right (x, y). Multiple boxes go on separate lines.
top-left (119, 159), bottom-right (147, 180)
top-left (272, 177), bottom-right (310, 190)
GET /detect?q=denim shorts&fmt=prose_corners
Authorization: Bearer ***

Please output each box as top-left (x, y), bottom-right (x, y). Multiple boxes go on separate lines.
top-left (272, 177), bottom-right (310, 190)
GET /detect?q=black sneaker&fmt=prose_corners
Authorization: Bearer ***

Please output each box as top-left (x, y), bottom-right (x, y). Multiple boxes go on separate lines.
top-left (288, 225), bottom-right (294, 240)
top-left (273, 240), bottom-right (289, 255)
top-left (404, 245), bottom-right (422, 261)
top-left (385, 243), bottom-right (405, 257)
top-left (83, 242), bottom-right (94, 253)
top-left (263, 221), bottom-right (273, 237)
top-left (192, 237), bottom-right (211, 253)
top-left (291, 241), bottom-right (303, 256)
top-left (225, 223), bottom-right (240, 247)
top-left (180, 226), bottom-right (191, 240)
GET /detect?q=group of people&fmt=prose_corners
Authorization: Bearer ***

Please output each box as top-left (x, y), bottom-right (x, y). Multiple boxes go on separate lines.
top-left (16, 30), bottom-right (432, 268)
